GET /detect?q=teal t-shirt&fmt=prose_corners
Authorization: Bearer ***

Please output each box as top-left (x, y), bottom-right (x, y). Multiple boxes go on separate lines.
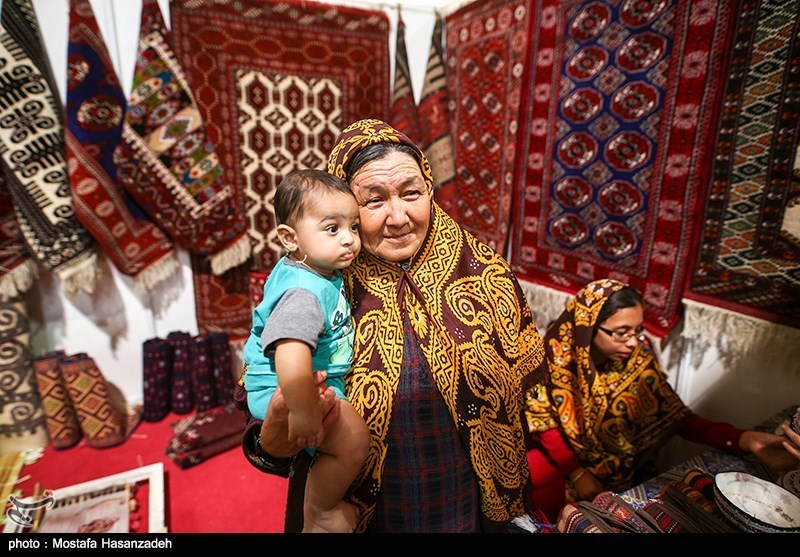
top-left (242, 256), bottom-right (353, 419)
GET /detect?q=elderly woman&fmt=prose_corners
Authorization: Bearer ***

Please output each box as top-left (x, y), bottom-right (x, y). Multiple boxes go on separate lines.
top-left (243, 119), bottom-right (549, 533)
top-left (524, 278), bottom-right (800, 522)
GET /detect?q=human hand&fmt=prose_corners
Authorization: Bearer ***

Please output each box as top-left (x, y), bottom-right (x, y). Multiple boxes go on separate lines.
top-left (739, 429), bottom-right (800, 474)
top-left (570, 468), bottom-right (604, 501)
top-left (260, 370), bottom-right (341, 457)
top-left (287, 406), bottom-right (324, 449)
top-left (780, 421), bottom-right (800, 463)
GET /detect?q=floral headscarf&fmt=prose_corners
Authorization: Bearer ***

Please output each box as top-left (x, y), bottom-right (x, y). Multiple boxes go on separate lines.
top-left (525, 278), bottom-right (693, 491)
top-left (329, 119), bottom-right (547, 531)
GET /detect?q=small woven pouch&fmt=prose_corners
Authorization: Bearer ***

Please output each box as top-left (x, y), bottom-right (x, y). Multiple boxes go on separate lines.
top-left (556, 492), bottom-right (662, 533)
top-left (31, 350), bottom-right (81, 449)
top-left (657, 470), bottom-right (738, 533)
top-left (59, 353), bottom-right (126, 448)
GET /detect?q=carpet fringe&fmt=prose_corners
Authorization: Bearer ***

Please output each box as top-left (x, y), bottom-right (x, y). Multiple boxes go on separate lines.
top-left (56, 251), bottom-right (100, 298)
top-left (682, 298), bottom-right (800, 375)
top-left (0, 259), bottom-right (39, 302)
top-left (209, 234), bottom-right (251, 276)
top-left (133, 252), bottom-right (181, 295)
top-left (518, 279), bottom-right (572, 334)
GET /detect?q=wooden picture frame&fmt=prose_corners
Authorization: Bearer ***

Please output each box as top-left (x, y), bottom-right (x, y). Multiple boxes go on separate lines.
top-left (4, 462), bottom-right (166, 533)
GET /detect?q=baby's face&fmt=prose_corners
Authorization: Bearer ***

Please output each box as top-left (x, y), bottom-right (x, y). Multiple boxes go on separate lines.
top-left (290, 189), bottom-right (361, 277)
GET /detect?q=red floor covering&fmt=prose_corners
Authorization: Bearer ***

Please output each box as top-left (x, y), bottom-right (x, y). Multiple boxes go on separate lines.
top-left (14, 412), bottom-right (288, 533)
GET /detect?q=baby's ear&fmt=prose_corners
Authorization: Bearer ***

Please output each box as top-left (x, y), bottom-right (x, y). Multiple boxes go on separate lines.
top-left (276, 224), bottom-right (298, 252)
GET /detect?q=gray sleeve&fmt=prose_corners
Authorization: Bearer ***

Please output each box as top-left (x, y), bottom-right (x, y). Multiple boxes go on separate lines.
top-left (261, 288), bottom-right (325, 356)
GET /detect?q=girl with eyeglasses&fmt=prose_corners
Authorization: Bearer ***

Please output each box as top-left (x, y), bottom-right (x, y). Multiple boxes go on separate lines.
top-left (523, 278), bottom-right (799, 524)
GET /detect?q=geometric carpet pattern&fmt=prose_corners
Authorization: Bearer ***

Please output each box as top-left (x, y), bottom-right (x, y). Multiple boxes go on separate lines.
top-left (510, 0), bottom-right (737, 337)
top-left (170, 0), bottom-right (390, 338)
top-left (686, 0), bottom-right (800, 327)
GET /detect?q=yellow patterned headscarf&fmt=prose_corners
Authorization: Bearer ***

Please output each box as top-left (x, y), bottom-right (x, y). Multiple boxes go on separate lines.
top-left (329, 119), bottom-right (547, 531)
top-left (524, 278), bottom-right (693, 492)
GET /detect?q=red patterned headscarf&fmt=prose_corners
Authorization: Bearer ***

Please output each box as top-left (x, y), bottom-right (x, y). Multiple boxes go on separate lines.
top-left (328, 119), bottom-right (547, 531)
top-left (525, 278), bottom-right (693, 491)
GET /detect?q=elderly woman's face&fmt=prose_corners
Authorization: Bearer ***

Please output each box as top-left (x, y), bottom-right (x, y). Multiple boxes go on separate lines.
top-left (348, 150), bottom-right (431, 263)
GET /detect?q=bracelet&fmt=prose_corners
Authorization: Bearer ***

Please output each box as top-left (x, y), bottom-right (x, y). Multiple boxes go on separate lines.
top-left (570, 468), bottom-right (588, 483)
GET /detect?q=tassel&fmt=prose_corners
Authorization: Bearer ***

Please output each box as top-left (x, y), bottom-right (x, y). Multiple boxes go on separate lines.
top-left (209, 234), bottom-right (251, 276)
top-left (519, 280), bottom-right (572, 334)
top-left (682, 299), bottom-right (800, 375)
top-left (133, 252), bottom-right (181, 294)
top-left (56, 251), bottom-right (100, 298)
top-left (0, 259), bottom-right (38, 300)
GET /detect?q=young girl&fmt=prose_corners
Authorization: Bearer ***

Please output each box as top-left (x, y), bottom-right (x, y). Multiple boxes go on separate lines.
top-left (242, 168), bottom-right (369, 533)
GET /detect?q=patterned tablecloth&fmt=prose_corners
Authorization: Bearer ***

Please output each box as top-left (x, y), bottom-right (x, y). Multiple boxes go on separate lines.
top-left (617, 405), bottom-right (797, 508)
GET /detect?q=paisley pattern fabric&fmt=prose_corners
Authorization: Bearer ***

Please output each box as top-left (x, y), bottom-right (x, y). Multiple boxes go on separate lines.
top-left (327, 119), bottom-right (548, 531)
top-left (524, 278), bottom-right (693, 492)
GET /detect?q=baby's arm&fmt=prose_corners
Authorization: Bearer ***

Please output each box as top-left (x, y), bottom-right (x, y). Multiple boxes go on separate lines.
top-left (275, 339), bottom-right (324, 449)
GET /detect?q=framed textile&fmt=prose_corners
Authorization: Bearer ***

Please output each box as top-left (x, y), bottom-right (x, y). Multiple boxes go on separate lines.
top-left (169, 0), bottom-right (390, 338)
top-left (3, 463), bottom-right (166, 534)
top-left (509, 0), bottom-right (736, 338)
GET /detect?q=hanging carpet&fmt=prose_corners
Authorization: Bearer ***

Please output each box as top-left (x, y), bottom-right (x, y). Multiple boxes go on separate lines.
top-left (419, 12), bottom-right (458, 217)
top-left (115, 0), bottom-right (251, 280)
top-left (169, 0), bottom-right (390, 337)
top-left (65, 0), bottom-right (179, 294)
top-left (0, 0), bottom-right (99, 298)
top-left (0, 294), bottom-right (47, 453)
top-left (509, 0), bottom-right (736, 338)
top-left (0, 175), bottom-right (37, 300)
top-left (443, 0), bottom-right (535, 255)
top-left (388, 12), bottom-right (422, 146)
top-left (685, 0), bottom-right (800, 328)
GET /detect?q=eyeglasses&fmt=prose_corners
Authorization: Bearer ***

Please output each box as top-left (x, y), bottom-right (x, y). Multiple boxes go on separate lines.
top-left (597, 325), bottom-right (644, 343)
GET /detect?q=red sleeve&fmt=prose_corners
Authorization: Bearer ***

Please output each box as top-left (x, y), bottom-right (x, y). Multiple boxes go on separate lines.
top-left (539, 428), bottom-right (582, 477)
top-left (678, 415), bottom-right (746, 455)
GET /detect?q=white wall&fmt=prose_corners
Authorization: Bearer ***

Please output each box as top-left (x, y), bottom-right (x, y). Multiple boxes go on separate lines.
top-left (26, 1), bottom-right (800, 453)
